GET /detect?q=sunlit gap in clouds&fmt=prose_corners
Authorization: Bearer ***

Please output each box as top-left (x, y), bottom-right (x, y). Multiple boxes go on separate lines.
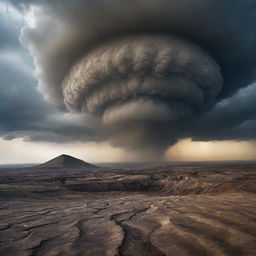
top-left (165, 139), bottom-right (256, 162)
top-left (1, 137), bottom-right (256, 164)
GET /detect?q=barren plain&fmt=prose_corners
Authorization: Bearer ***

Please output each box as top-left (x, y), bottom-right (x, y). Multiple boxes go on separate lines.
top-left (0, 155), bottom-right (256, 256)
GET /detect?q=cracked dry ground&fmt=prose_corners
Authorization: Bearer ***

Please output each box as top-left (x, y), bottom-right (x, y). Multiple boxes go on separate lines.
top-left (0, 163), bottom-right (256, 256)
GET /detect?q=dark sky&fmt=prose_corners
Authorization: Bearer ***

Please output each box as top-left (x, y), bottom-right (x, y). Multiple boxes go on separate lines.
top-left (0, 0), bottom-right (255, 162)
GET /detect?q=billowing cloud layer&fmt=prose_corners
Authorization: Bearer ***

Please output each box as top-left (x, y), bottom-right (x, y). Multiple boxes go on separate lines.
top-left (0, 2), bottom-right (101, 144)
top-left (62, 35), bottom-right (222, 112)
top-left (3, 0), bottom-right (256, 159)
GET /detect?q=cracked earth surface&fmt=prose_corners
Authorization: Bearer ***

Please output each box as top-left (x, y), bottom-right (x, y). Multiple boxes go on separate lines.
top-left (0, 163), bottom-right (256, 256)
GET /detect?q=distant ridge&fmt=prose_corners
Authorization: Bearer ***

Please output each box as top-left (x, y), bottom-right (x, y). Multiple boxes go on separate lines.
top-left (36, 154), bottom-right (97, 169)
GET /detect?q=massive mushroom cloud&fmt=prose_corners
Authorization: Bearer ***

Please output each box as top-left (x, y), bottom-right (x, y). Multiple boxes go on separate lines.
top-left (17, 0), bottom-right (256, 159)
top-left (62, 35), bottom-right (222, 119)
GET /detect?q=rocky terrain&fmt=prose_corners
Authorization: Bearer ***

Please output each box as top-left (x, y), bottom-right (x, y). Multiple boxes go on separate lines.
top-left (0, 155), bottom-right (256, 256)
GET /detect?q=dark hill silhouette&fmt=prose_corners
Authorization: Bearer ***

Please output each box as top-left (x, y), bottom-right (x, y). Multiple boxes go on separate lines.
top-left (36, 154), bottom-right (97, 169)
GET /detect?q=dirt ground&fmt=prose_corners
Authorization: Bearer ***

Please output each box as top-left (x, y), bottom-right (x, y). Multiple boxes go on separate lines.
top-left (0, 162), bottom-right (256, 256)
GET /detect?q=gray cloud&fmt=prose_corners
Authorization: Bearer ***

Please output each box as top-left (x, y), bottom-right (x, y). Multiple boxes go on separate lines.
top-left (0, 55), bottom-right (99, 143)
top-left (0, 3), bottom-right (101, 144)
top-left (2, 0), bottom-right (256, 159)
top-left (184, 82), bottom-right (256, 142)
top-left (21, 1), bottom-right (256, 102)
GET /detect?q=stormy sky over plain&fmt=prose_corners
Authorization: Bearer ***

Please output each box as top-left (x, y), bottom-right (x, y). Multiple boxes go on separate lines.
top-left (0, 0), bottom-right (256, 163)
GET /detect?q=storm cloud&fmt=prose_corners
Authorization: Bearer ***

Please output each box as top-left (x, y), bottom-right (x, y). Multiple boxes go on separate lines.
top-left (0, 2), bottom-right (101, 145)
top-left (3, 0), bottom-right (256, 158)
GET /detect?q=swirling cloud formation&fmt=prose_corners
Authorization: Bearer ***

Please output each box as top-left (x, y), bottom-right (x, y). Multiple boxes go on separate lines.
top-left (13, 0), bottom-right (256, 158)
